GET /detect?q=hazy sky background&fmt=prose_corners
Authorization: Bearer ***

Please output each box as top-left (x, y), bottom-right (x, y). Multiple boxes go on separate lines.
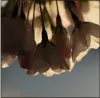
top-left (2, 49), bottom-right (99, 97)
top-left (1, 0), bottom-right (99, 97)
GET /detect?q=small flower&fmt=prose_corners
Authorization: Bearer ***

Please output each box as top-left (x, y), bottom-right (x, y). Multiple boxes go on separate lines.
top-left (66, 1), bottom-right (100, 62)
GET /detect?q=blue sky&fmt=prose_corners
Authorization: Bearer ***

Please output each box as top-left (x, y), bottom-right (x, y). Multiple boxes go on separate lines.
top-left (2, 49), bottom-right (99, 97)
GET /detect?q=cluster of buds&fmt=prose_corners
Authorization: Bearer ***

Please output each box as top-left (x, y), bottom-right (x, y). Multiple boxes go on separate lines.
top-left (1, 0), bottom-right (100, 77)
